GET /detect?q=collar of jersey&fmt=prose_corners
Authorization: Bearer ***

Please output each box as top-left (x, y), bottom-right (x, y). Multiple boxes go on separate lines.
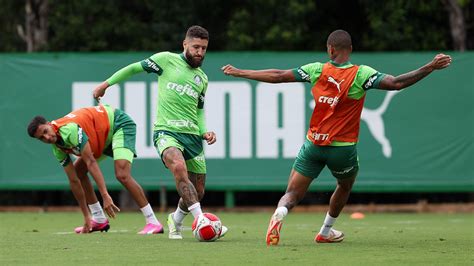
top-left (329, 60), bottom-right (353, 68)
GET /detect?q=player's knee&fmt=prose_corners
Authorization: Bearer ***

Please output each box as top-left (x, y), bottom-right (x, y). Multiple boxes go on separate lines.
top-left (337, 178), bottom-right (355, 192)
top-left (74, 163), bottom-right (88, 177)
top-left (170, 160), bottom-right (187, 175)
top-left (115, 169), bottom-right (131, 185)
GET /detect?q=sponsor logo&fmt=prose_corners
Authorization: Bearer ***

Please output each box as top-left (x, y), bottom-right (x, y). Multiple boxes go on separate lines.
top-left (194, 155), bottom-right (205, 162)
top-left (167, 119), bottom-right (199, 129)
top-left (65, 113), bottom-right (76, 118)
top-left (144, 59), bottom-right (160, 73)
top-left (327, 76), bottom-right (344, 92)
top-left (59, 158), bottom-right (69, 166)
top-left (361, 91), bottom-right (400, 158)
top-left (297, 68), bottom-right (310, 82)
top-left (312, 132), bottom-right (329, 141)
top-left (364, 73), bottom-right (378, 89)
top-left (78, 128), bottom-right (83, 144)
top-left (332, 166), bottom-right (355, 175)
top-left (318, 96), bottom-right (339, 107)
top-left (166, 82), bottom-right (199, 99)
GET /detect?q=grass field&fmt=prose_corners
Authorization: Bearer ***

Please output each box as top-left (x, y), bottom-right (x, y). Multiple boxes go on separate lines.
top-left (1, 212), bottom-right (473, 265)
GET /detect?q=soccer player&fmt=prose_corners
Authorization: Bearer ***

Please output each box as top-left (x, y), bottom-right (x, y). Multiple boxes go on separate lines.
top-left (222, 30), bottom-right (451, 245)
top-left (27, 104), bottom-right (164, 234)
top-left (92, 25), bottom-right (227, 240)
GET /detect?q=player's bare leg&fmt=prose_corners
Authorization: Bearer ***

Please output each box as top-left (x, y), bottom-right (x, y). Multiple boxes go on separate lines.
top-left (163, 148), bottom-right (200, 207)
top-left (163, 147), bottom-right (203, 239)
top-left (328, 176), bottom-right (356, 217)
top-left (315, 175), bottom-right (356, 243)
top-left (176, 172), bottom-right (206, 217)
top-left (114, 159), bottom-right (148, 207)
top-left (114, 159), bottom-right (163, 234)
top-left (73, 158), bottom-right (109, 233)
top-left (75, 158), bottom-right (99, 205)
top-left (267, 169), bottom-right (312, 245)
top-left (173, 172), bottom-right (227, 238)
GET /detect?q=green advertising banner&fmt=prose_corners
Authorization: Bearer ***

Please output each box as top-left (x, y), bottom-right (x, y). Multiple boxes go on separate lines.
top-left (0, 52), bottom-right (473, 192)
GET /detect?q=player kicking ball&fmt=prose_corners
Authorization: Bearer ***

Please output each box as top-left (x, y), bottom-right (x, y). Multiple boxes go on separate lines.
top-left (27, 104), bottom-right (163, 234)
top-left (93, 25), bottom-right (227, 240)
top-left (223, 29), bottom-right (451, 245)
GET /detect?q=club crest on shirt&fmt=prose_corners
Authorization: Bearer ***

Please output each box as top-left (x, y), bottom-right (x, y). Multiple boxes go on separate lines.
top-left (158, 137), bottom-right (167, 148)
top-left (194, 75), bottom-right (202, 86)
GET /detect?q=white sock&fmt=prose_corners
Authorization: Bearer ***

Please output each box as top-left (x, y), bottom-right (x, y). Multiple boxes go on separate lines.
top-left (273, 206), bottom-right (288, 221)
top-left (140, 204), bottom-right (160, 225)
top-left (319, 212), bottom-right (337, 237)
top-left (88, 202), bottom-right (107, 223)
top-left (188, 202), bottom-right (203, 218)
top-left (173, 206), bottom-right (189, 224)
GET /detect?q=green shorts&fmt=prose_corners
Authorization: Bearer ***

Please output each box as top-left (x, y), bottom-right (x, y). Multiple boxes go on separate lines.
top-left (153, 130), bottom-right (206, 174)
top-left (293, 139), bottom-right (359, 179)
top-left (102, 109), bottom-right (137, 163)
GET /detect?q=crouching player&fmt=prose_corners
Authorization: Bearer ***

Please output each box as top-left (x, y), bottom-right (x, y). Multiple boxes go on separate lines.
top-left (27, 104), bottom-right (163, 234)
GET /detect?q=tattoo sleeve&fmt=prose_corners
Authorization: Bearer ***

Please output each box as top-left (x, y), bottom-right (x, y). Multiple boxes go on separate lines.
top-left (177, 180), bottom-right (199, 207)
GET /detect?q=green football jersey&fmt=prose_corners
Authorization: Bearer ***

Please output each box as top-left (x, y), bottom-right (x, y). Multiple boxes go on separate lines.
top-left (141, 52), bottom-right (208, 135)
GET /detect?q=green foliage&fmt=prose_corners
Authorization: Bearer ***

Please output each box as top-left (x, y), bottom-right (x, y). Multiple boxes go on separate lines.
top-left (0, 0), bottom-right (25, 52)
top-left (1, 0), bottom-right (472, 52)
top-left (359, 0), bottom-right (450, 51)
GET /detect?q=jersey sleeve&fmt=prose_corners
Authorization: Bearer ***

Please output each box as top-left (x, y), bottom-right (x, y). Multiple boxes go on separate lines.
top-left (106, 62), bottom-right (145, 85)
top-left (52, 146), bottom-right (71, 167)
top-left (292, 62), bottom-right (323, 84)
top-left (53, 124), bottom-right (89, 166)
top-left (356, 65), bottom-right (386, 90)
top-left (60, 123), bottom-right (89, 149)
top-left (141, 52), bottom-right (170, 75)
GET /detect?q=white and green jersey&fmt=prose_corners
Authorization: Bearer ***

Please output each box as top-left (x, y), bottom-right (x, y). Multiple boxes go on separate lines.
top-left (106, 52), bottom-right (208, 136)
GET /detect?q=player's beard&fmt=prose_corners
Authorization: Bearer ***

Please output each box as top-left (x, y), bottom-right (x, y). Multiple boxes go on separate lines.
top-left (185, 50), bottom-right (204, 68)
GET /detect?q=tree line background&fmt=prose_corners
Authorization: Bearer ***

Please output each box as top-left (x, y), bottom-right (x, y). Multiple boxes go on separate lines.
top-left (1, 0), bottom-right (472, 52)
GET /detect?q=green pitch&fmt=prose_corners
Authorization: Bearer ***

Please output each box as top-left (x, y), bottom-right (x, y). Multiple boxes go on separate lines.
top-left (1, 212), bottom-right (473, 265)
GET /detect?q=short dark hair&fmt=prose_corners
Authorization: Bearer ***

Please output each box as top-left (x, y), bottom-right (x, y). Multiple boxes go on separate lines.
top-left (327, 30), bottom-right (352, 50)
top-left (186, 25), bottom-right (209, 40)
top-left (27, 115), bottom-right (47, 138)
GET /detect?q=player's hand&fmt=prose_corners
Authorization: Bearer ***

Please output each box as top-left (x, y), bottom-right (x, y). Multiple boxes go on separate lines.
top-left (102, 194), bottom-right (120, 219)
top-left (93, 82), bottom-right (109, 102)
top-left (221, 64), bottom-right (241, 77)
top-left (202, 131), bottom-right (217, 145)
top-left (430, 53), bottom-right (452, 70)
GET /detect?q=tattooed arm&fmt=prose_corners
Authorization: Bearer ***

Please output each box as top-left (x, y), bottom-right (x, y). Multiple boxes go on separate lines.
top-left (378, 53), bottom-right (452, 91)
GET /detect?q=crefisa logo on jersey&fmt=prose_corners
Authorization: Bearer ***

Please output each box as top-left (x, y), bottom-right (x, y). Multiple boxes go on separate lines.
top-left (194, 75), bottom-right (202, 86)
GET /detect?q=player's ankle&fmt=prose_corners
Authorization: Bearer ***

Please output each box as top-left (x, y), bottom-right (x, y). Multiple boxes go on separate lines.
top-left (273, 206), bottom-right (288, 221)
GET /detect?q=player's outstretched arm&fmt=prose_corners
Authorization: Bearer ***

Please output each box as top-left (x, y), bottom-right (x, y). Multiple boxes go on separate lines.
top-left (80, 142), bottom-right (120, 218)
top-left (63, 163), bottom-right (92, 233)
top-left (378, 53), bottom-right (452, 91)
top-left (93, 62), bottom-right (145, 102)
top-left (221, 64), bottom-right (296, 83)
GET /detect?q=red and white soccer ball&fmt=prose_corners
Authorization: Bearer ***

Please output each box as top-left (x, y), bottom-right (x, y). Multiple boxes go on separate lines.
top-left (192, 213), bottom-right (222, 242)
